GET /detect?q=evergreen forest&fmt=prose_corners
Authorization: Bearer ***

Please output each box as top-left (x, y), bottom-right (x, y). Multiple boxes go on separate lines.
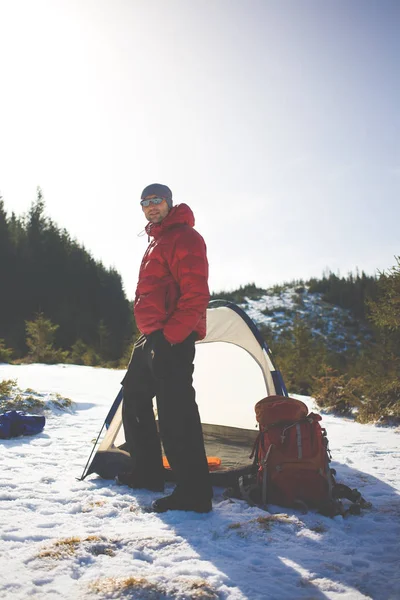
top-left (0, 190), bottom-right (134, 366)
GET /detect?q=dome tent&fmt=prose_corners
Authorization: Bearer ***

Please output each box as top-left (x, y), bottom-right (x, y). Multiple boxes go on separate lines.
top-left (80, 300), bottom-right (287, 486)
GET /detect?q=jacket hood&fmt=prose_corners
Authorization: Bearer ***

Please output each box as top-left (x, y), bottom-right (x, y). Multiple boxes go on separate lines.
top-left (145, 203), bottom-right (195, 239)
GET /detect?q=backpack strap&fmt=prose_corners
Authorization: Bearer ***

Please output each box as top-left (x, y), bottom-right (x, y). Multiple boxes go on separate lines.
top-left (333, 482), bottom-right (372, 513)
top-left (260, 444), bottom-right (274, 506)
top-left (249, 432), bottom-right (261, 460)
top-left (318, 474), bottom-right (372, 517)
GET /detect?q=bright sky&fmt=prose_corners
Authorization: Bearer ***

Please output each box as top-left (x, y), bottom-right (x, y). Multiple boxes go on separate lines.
top-left (0, 0), bottom-right (399, 299)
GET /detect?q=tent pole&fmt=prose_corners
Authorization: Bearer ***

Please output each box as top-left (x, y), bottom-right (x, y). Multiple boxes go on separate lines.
top-left (77, 421), bottom-right (107, 481)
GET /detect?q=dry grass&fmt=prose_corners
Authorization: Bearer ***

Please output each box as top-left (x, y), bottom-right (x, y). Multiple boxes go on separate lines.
top-left (37, 535), bottom-right (103, 560)
top-left (88, 576), bottom-right (161, 597)
top-left (186, 579), bottom-right (219, 599)
top-left (88, 576), bottom-right (219, 599)
top-left (227, 513), bottom-right (295, 534)
top-left (82, 500), bottom-right (107, 512)
top-left (227, 522), bottom-right (242, 530)
top-left (256, 514), bottom-right (292, 526)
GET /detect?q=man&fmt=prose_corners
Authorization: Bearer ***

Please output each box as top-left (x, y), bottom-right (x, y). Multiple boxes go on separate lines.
top-left (118, 183), bottom-right (213, 513)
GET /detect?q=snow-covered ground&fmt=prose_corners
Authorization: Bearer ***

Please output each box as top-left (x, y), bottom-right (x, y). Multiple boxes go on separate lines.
top-left (0, 363), bottom-right (399, 600)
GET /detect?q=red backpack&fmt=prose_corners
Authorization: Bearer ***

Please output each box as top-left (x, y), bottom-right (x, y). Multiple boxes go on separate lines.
top-left (242, 395), bottom-right (370, 516)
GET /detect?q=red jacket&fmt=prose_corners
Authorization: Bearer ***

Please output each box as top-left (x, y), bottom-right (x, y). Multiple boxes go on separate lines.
top-left (134, 203), bottom-right (210, 345)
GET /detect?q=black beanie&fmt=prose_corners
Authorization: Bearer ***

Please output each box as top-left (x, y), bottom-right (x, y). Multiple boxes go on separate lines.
top-left (141, 183), bottom-right (173, 208)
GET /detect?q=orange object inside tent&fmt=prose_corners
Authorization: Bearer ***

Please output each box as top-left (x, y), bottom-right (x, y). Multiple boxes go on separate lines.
top-left (162, 456), bottom-right (222, 471)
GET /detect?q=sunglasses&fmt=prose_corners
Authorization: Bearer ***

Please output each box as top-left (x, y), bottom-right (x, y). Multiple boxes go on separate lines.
top-left (140, 197), bottom-right (165, 207)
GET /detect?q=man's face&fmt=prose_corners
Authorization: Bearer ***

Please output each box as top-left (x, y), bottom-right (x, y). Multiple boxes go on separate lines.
top-left (142, 195), bottom-right (170, 224)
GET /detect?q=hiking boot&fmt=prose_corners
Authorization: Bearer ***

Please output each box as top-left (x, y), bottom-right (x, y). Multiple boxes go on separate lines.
top-left (151, 489), bottom-right (212, 514)
top-left (115, 471), bottom-right (164, 492)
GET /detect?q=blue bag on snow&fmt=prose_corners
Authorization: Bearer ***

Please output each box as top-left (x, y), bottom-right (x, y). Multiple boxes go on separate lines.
top-left (0, 411), bottom-right (46, 439)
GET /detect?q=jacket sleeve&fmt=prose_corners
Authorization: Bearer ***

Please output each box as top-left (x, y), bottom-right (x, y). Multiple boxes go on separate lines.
top-left (163, 228), bottom-right (210, 344)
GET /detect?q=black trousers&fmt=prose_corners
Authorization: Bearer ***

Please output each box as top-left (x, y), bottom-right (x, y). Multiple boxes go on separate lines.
top-left (121, 330), bottom-right (212, 500)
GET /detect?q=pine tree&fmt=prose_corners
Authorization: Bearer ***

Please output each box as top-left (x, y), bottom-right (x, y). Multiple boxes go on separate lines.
top-left (315, 258), bottom-right (400, 422)
top-left (0, 339), bottom-right (13, 363)
top-left (272, 317), bottom-right (327, 394)
top-left (25, 313), bottom-right (68, 364)
top-left (368, 257), bottom-right (400, 331)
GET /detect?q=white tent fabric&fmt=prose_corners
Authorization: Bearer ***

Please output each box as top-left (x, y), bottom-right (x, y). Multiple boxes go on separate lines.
top-left (200, 306), bottom-right (276, 397)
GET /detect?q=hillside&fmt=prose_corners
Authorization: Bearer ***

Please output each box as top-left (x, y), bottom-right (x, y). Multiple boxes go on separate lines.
top-left (238, 284), bottom-right (372, 353)
top-left (212, 269), bottom-right (399, 423)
